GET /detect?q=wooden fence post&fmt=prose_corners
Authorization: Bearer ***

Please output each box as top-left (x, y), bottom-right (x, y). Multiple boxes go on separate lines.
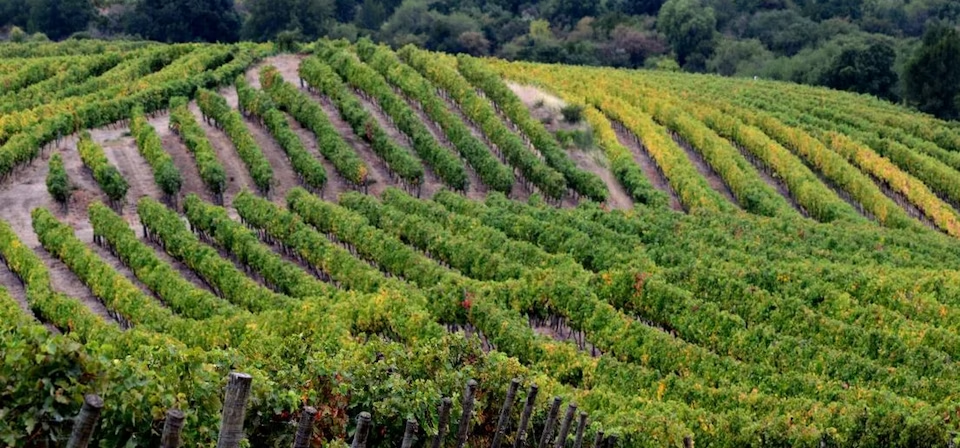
top-left (513, 384), bottom-right (538, 448)
top-left (400, 418), bottom-right (419, 448)
top-left (431, 397), bottom-right (453, 448)
top-left (216, 372), bottom-right (253, 448)
top-left (684, 435), bottom-right (694, 448)
top-left (554, 403), bottom-right (577, 448)
top-left (491, 378), bottom-right (520, 448)
top-left (455, 379), bottom-right (479, 448)
top-left (592, 430), bottom-right (604, 448)
top-left (537, 397), bottom-right (562, 448)
top-left (351, 412), bottom-right (372, 448)
top-left (66, 394), bottom-right (104, 448)
top-left (572, 412), bottom-right (588, 448)
top-left (160, 409), bottom-right (186, 448)
top-left (605, 434), bottom-right (618, 448)
top-left (292, 406), bottom-right (317, 448)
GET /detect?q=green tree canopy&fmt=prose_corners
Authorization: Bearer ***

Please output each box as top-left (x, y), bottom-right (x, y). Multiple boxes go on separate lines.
top-left (904, 24), bottom-right (960, 119)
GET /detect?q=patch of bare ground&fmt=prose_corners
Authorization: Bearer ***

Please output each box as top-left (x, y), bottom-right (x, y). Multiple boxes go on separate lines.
top-left (670, 132), bottom-right (741, 209)
top-left (567, 149), bottom-right (634, 210)
top-left (505, 83), bottom-right (634, 209)
top-left (396, 89), bottom-right (488, 200)
top-left (352, 88), bottom-right (446, 199)
top-left (150, 111), bottom-right (216, 208)
top-left (90, 125), bottom-right (162, 229)
top-left (611, 121), bottom-right (684, 211)
top-left (0, 138), bottom-right (117, 324)
top-left (188, 100), bottom-right (256, 207)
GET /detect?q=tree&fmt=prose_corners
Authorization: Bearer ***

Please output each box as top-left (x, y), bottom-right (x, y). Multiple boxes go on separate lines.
top-left (26, 0), bottom-right (94, 40)
top-left (242, 0), bottom-right (334, 41)
top-left (707, 38), bottom-right (772, 76)
top-left (820, 39), bottom-right (898, 101)
top-left (657, 0), bottom-right (718, 70)
top-left (126, 0), bottom-right (240, 42)
top-left (904, 25), bottom-right (960, 119)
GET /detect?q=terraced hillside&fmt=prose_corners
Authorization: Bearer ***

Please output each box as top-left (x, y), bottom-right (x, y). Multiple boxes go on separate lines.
top-left (4, 38), bottom-right (960, 447)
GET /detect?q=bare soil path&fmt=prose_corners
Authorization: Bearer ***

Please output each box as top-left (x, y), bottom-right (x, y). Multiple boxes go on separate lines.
top-left (151, 111), bottom-right (215, 206)
top-left (188, 101), bottom-right (256, 207)
top-left (670, 132), bottom-right (741, 209)
top-left (612, 123), bottom-right (684, 211)
top-left (398, 91), bottom-right (488, 200)
top-left (353, 90), bottom-right (446, 198)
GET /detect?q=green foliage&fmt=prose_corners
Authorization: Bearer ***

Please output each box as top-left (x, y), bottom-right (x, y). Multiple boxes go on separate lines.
top-left (168, 95), bottom-right (227, 199)
top-left (130, 107), bottom-right (182, 198)
top-left (8, 26), bottom-right (26, 43)
top-left (559, 103), bottom-right (584, 123)
top-left (196, 88), bottom-right (273, 193)
top-left (820, 39), bottom-right (899, 101)
top-left (25, 0), bottom-right (94, 40)
top-left (125, 0), bottom-right (241, 43)
top-left (77, 131), bottom-right (128, 205)
top-left (45, 152), bottom-right (69, 205)
top-left (904, 25), bottom-right (960, 120)
top-left (657, 0), bottom-right (717, 70)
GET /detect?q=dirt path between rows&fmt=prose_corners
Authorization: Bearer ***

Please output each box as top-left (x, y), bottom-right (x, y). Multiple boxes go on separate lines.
top-left (670, 132), bottom-right (741, 209)
top-left (217, 84), bottom-right (302, 204)
top-left (188, 101), bottom-right (256, 208)
top-left (151, 111), bottom-right (215, 206)
top-left (612, 123), bottom-right (684, 211)
top-left (398, 90), bottom-right (488, 200)
top-left (353, 89), bottom-right (446, 198)
top-left (0, 140), bottom-right (116, 323)
top-left (567, 150), bottom-right (634, 210)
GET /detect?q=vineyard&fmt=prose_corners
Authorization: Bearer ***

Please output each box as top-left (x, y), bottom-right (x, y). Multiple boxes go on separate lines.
top-left (3, 38), bottom-right (960, 448)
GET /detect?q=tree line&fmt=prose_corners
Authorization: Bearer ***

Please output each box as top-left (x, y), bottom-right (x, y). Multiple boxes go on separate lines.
top-left (2, 0), bottom-right (960, 120)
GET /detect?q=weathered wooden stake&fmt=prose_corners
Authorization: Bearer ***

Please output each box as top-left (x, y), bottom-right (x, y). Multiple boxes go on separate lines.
top-left (400, 418), bottom-right (419, 448)
top-left (684, 435), bottom-right (694, 448)
top-left (537, 397), bottom-right (562, 448)
top-left (490, 378), bottom-right (521, 448)
top-left (66, 394), bottom-right (104, 448)
top-left (554, 403), bottom-right (577, 448)
top-left (513, 384), bottom-right (539, 448)
top-left (605, 434), bottom-right (618, 448)
top-left (572, 412), bottom-right (588, 448)
top-left (216, 372), bottom-right (253, 448)
top-left (431, 397), bottom-right (453, 448)
top-left (292, 406), bottom-right (317, 448)
top-left (351, 412), bottom-right (372, 448)
top-left (592, 430), bottom-right (604, 448)
top-left (160, 409), bottom-right (186, 448)
top-left (455, 379), bottom-right (479, 448)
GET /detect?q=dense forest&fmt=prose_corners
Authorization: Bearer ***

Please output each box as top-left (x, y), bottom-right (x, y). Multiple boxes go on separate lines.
top-left (1, 0), bottom-right (960, 118)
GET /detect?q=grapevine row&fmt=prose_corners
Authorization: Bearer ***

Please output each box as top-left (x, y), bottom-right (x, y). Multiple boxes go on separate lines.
top-left (168, 96), bottom-right (228, 202)
top-left (260, 65), bottom-right (368, 186)
top-left (456, 54), bottom-right (608, 202)
top-left (196, 87), bottom-right (274, 194)
top-left (318, 45), bottom-right (470, 191)
top-left (298, 56), bottom-right (425, 190)
top-left (77, 132), bottom-right (128, 210)
top-left (355, 40), bottom-right (515, 193)
top-left (129, 106), bottom-right (183, 201)
top-left (235, 75), bottom-right (327, 192)
top-left (399, 45), bottom-right (567, 200)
